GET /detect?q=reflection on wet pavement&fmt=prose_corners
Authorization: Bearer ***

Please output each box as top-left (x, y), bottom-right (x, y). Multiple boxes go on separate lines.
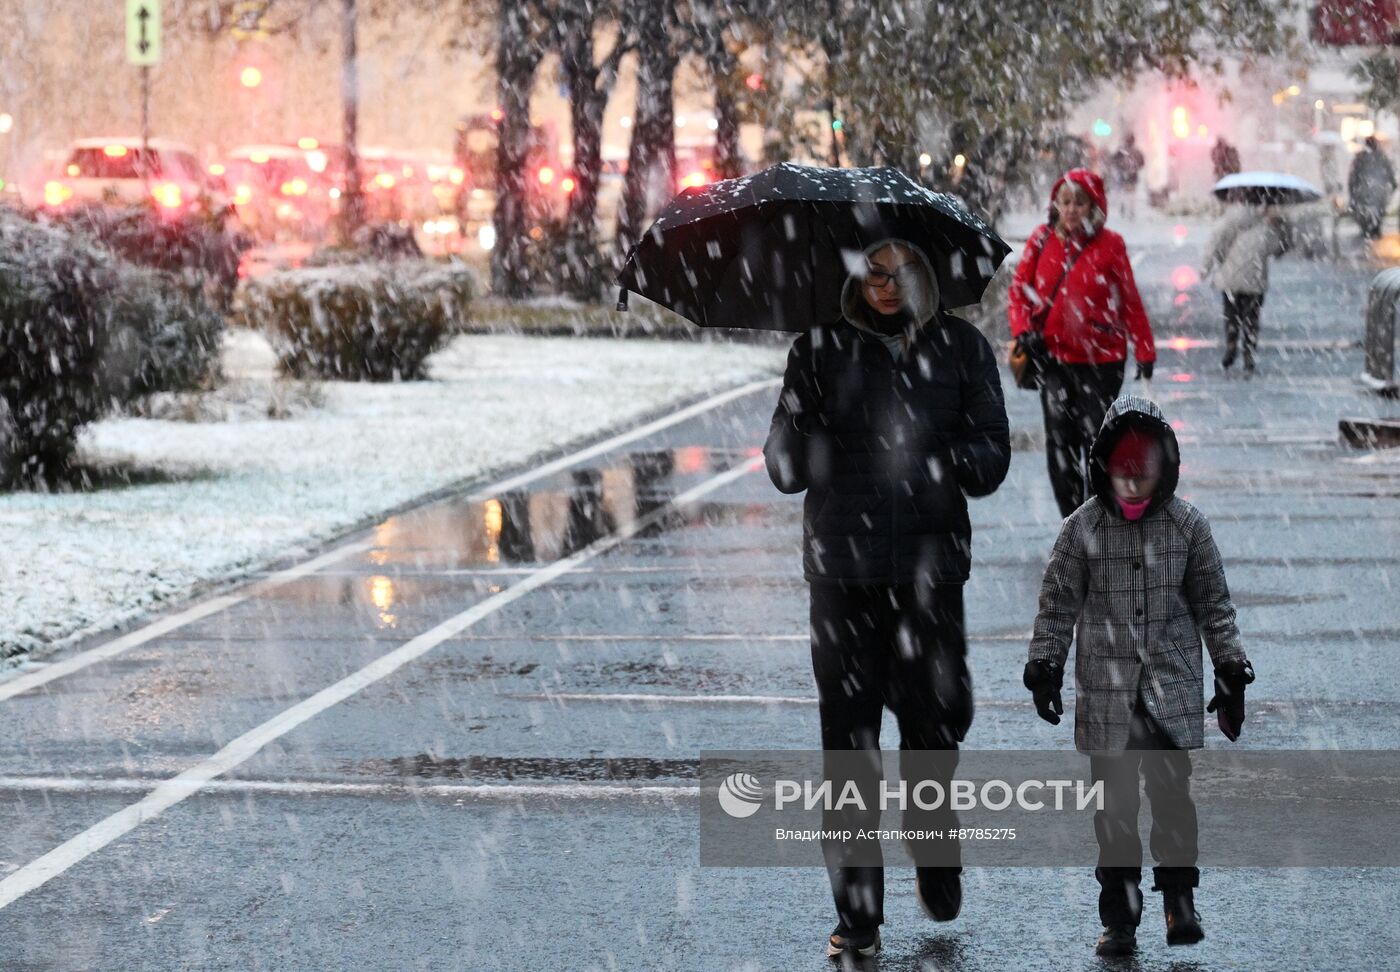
top-left (363, 447), bottom-right (752, 570)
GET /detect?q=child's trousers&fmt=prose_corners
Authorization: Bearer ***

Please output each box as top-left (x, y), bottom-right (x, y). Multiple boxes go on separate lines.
top-left (1088, 696), bottom-right (1200, 927)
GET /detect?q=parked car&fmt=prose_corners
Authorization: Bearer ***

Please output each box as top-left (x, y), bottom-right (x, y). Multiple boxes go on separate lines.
top-left (40, 137), bottom-right (224, 219)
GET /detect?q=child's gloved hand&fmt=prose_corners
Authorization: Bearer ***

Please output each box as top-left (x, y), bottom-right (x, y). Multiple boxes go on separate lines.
top-left (1206, 658), bottom-right (1256, 741)
top-left (1022, 659), bottom-right (1065, 725)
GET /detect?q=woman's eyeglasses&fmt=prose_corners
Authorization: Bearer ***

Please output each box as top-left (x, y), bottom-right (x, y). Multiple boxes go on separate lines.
top-left (865, 264), bottom-right (923, 289)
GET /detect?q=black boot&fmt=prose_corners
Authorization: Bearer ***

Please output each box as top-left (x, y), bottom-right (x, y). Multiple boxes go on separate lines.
top-left (1095, 925), bottom-right (1137, 957)
top-left (1163, 887), bottom-right (1205, 945)
top-left (915, 867), bottom-right (962, 922)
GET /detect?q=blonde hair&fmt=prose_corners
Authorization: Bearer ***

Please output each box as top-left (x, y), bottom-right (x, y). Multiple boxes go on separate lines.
top-left (1053, 182), bottom-right (1106, 234)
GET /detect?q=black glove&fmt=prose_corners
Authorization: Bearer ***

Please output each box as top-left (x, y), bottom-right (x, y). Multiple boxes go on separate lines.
top-left (1206, 658), bottom-right (1255, 741)
top-left (1135, 360), bottom-right (1154, 381)
top-left (1023, 659), bottom-right (1065, 726)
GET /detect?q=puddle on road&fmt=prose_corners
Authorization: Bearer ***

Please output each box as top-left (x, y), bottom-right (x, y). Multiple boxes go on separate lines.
top-left (365, 446), bottom-right (759, 570)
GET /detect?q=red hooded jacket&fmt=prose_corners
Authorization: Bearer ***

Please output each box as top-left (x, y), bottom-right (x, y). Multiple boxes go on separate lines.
top-left (1007, 169), bottom-right (1155, 366)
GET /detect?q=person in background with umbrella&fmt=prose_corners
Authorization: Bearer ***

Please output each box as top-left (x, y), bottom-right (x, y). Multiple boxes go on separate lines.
top-left (1008, 169), bottom-right (1156, 519)
top-left (1347, 135), bottom-right (1395, 240)
top-left (764, 236), bottom-right (1010, 960)
top-left (1202, 194), bottom-right (1289, 376)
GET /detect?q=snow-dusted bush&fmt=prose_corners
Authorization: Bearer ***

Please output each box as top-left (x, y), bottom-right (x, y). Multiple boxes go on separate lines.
top-left (0, 212), bottom-right (112, 486)
top-left (0, 210), bottom-right (226, 488)
top-left (240, 260), bottom-right (475, 381)
top-left (104, 266), bottom-right (226, 399)
top-left (47, 202), bottom-right (247, 310)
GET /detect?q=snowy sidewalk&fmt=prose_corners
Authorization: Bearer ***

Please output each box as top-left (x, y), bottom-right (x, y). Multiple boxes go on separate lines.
top-left (0, 330), bottom-right (785, 658)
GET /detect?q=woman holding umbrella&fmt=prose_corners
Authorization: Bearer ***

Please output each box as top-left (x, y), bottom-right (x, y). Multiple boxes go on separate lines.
top-left (764, 237), bottom-right (1011, 958)
top-left (1009, 169), bottom-right (1156, 519)
top-left (1204, 174), bottom-right (1311, 376)
top-left (618, 163), bottom-right (1012, 959)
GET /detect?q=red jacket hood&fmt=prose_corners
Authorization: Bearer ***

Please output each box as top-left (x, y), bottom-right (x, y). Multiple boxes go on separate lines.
top-left (1051, 168), bottom-right (1108, 216)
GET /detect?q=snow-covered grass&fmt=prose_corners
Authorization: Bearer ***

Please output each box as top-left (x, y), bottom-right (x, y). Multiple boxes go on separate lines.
top-left (0, 329), bottom-right (786, 657)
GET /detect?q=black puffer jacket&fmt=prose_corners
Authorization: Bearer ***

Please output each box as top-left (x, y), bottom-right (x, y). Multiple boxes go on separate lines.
top-left (764, 314), bottom-right (1011, 584)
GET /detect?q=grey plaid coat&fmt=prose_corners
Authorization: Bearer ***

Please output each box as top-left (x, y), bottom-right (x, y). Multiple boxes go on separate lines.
top-left (1028, 397), bottom-right (1245, 751)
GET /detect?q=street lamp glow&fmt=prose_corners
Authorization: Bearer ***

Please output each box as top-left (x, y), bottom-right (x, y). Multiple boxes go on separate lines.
top-left (953, 153), bottom-right (967, 168)
top-left (918, 153), bottom-right (932, 167)
top-left (619, 116), bottom-right (632, 129)
top-left (0, 113), bottom-right (13, 135)
top-left (240, 66), bottom-right (263, 88)
top-left (1286, 84), bottom-right (1301, 97)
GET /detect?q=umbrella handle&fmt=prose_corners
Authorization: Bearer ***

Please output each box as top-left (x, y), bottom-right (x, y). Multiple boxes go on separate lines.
top-left (616, 287), bottom-right (630, 312)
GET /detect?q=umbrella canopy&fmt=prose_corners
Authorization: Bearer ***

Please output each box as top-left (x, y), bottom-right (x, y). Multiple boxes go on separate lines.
top-left (1213, 171), bottom-right (1323, 206)
top-left (616, 162), bottom-right (1010, 331)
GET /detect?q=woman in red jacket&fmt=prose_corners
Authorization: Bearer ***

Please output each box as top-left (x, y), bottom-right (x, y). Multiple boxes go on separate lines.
top-left (1008, 169), bottom-right (1157, 517)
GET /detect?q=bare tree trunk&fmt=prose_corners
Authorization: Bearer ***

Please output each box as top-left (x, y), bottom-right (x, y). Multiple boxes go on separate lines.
top-left (617, 0), bottom-right (677, 260)
top-left (339, 0), bottom-right (364, 241)
top-left (492, 3), bottom-right (541, 298)
top-left (558, 7), bottom-right (616, 301)
top-left (698, 8), bottom-right (742, 179)
top-left (714, 80), bottom-right (742, 178)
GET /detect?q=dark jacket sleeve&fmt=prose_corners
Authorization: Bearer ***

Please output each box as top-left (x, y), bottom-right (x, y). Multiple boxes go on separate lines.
top-left (950, 320), bottom-right (1012, 497)
top-left (764, 335), bottom-right (816, 494)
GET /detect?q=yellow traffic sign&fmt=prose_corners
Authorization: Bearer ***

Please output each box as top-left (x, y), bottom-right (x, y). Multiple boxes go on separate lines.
top-left (126, 0), bottom-right (161, 67)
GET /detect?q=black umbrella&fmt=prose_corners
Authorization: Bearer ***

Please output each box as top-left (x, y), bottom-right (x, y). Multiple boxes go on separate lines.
top-left (615, 162), bottom-right (1010, 331)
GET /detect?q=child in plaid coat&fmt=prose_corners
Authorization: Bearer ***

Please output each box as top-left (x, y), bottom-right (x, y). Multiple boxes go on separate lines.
top-left (1023, 395), bottom-right (1255, 956)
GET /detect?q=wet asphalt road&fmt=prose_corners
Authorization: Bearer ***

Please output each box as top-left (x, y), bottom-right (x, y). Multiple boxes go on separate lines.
top-left (0, 237), bottom-right (1399, 970)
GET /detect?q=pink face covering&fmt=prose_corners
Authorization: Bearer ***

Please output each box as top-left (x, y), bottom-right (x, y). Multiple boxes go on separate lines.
top-left (1116, 496), bottom-right (1152, 521)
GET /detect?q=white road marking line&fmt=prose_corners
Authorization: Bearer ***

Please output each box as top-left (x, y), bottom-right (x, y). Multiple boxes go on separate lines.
top-left (0, 377), bottom-right (780, 703)
top-left (523, 692), bottom-right (817, 705)
top-left (0, 777), bottom-right (699, 802)
top-left (458, 377), bottom-right (778, 502)
top-left (0, 456), bottom-right (761, 911)
top-left (0, 541), bottom-right (372, 703)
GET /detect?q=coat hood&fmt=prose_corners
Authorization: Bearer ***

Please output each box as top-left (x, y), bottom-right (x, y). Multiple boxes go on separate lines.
top-left (840, 238), bottom-right (941, 330)
top-left (1088, 395), bottom-right (1180, 518)
top-left (1051, 168), bottom-right (1108, 217)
